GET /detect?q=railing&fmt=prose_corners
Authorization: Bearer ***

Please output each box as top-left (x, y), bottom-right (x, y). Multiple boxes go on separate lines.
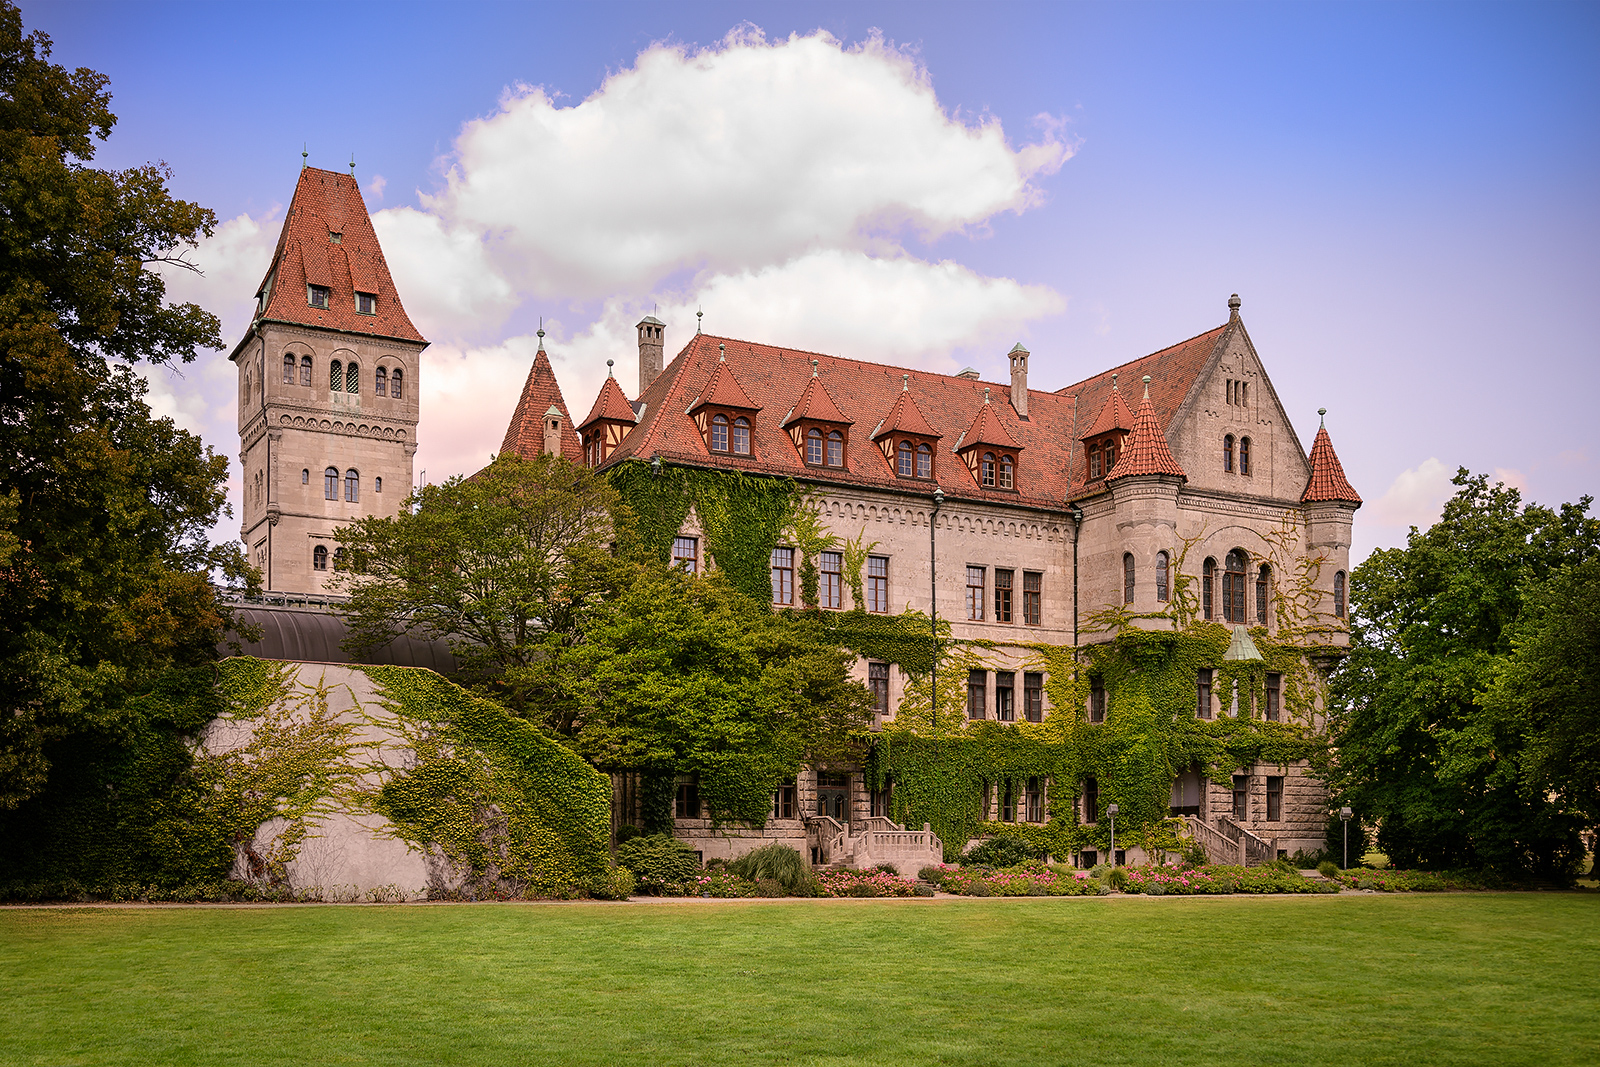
top-left (803, 815), bottom-right (944, 869)
top-left (1213, 816), bottom-right (1277, 866)
top-left (1183, 816), bottom-right (1237, 865)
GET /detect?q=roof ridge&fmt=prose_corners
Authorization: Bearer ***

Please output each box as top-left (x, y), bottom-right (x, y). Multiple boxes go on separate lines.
top-left (1056, 322), bottom-right (1229, 396)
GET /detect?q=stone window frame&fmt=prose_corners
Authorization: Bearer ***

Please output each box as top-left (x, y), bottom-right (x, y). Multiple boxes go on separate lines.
top-left (866, 554), bottom-right (889, 613)
top-left (994, 568), bottom-right (1014, 623)
top-left (1023, 570), bottom-right (1042, 625)
top-left (819, 550), bottom-right (843, 609)
top-left (965, 565), bottom-right (985, 621)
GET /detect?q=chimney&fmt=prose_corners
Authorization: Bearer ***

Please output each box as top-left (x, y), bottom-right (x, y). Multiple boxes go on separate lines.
top-left (542, 405), bottom-right (564, 457)
top-left (637, 316), bottom-right (664, 395)
top-left (1008, 343), bottom-right (1030, 418)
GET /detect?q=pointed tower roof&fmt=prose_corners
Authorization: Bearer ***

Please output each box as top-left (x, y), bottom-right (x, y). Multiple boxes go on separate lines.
top-left (499, 343), bottom-right (581, 461)
top-left (956, 388), bottom-right (1021, 452)
top-left (1223, 624), bottom-right (1264, 661)
top-left (245, 167), bottom-right (424, 349)
top-left (1302, 412), bottom-right (1362, 505)
top-left (688, 347), bottom-right (761, 413)
top-left (872, 376), bottom-right (941, 440)
top-left (1080, 376), bottom-right (1135, 439)
top-left (578, 370), bottom-right (638, 433)
top-left (782, 365), bottom-right (851, 427)
top-left (1107, 377), bottom-right (1186, 480)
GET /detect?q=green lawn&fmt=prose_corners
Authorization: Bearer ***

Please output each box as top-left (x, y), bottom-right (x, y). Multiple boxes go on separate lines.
top-left (3, 895), bottom-right (1596, 1066)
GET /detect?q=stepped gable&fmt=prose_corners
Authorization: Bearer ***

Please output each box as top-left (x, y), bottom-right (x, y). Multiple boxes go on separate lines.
top-left (1079, 379), bottom-right (1134, 438)
top-left (1106, 379), bottom-right (1186, 481)
top-left (1302, 421), bottom-right (1362, 505)
top-left (1058, 323), bottom-right (1225, 493)
top-left (956, 390), bottom-right (1022, 452)
top-left (871, 380), bottom-right (940, 441)
top-left (602, 334), bottom-right (1076, 505)
top-left (499, 346), bottom-right (582, 461)
top-left (249, 167), bottom-right (424, 345)
top-left (578, 371), bottom-right (637, 432)
top-left (782, 371), bottom-right (851, 428)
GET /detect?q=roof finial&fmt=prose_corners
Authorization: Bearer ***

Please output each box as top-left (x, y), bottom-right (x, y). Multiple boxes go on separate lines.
top-left (1111, 372), bottom-right (1118, 391)
top-left (697, 307), bottom-right (703, 335)
top-left (1142, 374), bottom-right (1151, 398)
top-left (1318, 407), bottom-right (1327, 427)
top-left (607, 359), bottom-right (615, 378)
top-left (302, 144), bottom-right (308, 169)
top-left (537, 316), bottom-right (545, 351)
top-left (1228, 293), bottom-right (1242, 316)
top-left (349, 152), bottom-right (356, 176)
top-left (983, 387), bottom-right (991, 404)
top-left (902, 373), bottom-right (909, 392)
top-left (811, 359), bottom-right (819, 378)
top-left (718, 343), bottom-right (725, 362)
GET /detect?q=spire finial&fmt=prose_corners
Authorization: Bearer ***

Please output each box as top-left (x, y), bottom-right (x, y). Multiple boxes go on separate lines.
top-left (719, 343), bottom-right (725, 362)
top-left (811, 359), bottom-right (819, 378)
top-left (1142, 374), bottom-right (1151, 399)
top-left (1228, 293), bottom-right (1242, 316)
top-left (1318, 407), bottom-right (1327, 427)
top-left (1111, 373), bottom-right (1118, 391)
top-left (607, 359), bottom-right (615, 378)
top-left (902, 373), bottom-right (909, 392)
top-left (349, 152), bottom-right (356, 176)
top-left (697, 307), bottom-right (703, 335)
top-left (302, 144), bottom-right (308, 169)
top-left (983, 387), bottom-right (991, 404)
top-left (537, 316), bottom-right (545, 351)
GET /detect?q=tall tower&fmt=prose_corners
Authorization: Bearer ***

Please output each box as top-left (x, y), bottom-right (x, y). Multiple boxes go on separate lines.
top-left (230, 166), bottom-right (427, 595)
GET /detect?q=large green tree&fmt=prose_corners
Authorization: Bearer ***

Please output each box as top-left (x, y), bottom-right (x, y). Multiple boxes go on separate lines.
top-left (1328, 470), bottom-right (1598, 877)
top-left (0, 2), bottom-right (248, 809)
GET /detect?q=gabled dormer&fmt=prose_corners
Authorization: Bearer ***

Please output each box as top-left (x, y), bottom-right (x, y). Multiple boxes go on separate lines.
top-left (781, 360), bottom-right (853, 470)
top-left (871, 374), bottom-right (941, 481)
top-left (687, 343), bottom-right (761, 458)
top-left (954, 387), bottom-right (1023, 491)
top-left (1080, 373), bottom-right (1134, 483)
top-left (577, 360), bottom-right (638, 467)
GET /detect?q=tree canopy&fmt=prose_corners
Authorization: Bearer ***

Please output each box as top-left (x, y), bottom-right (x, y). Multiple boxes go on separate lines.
top-left (1328, 470), bottom-right (1599, 878)
top-left (0, 2), bottom-right (248, 809)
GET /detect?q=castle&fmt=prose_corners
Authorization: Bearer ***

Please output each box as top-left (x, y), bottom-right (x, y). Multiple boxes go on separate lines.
top-left (235, 167), bottom-right (1361, 871)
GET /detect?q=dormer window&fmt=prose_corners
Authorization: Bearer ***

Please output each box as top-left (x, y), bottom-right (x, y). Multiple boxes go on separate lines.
top-left (917, 443), bottom-right (932, 478)
top-left (732, 417), bottom-right (751, 455)
top-left (999, 455), bottom-right (1014, 490)
top-left (826, 430), bottom-right (843, 467)
top-left (329, 231), bottom-right (343, 244)
top-left (891, 438), bottom-right (934, 480)
top-left (897, 440), bottom-right (913, 476)
top-left (807, 428), bottom-right (824, 465)
top-left (981, 452), bottom-right (996, 488)
top-left (356, 292), bottom-right (377, 315)
top-left (308, 285), bottom-right (330, 309)
top-left (712, 413), bottom-right (729, 452)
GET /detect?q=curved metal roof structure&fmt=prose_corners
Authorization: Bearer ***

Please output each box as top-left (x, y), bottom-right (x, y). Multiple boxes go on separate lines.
top-left (224, 602), bottom-right (458, 673)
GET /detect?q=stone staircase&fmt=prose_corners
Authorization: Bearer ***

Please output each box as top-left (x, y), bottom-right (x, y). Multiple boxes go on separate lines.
top-left (806, 815), bottom-right (944, 876)
top-left (1185, 814), bottom-right (1277, 867)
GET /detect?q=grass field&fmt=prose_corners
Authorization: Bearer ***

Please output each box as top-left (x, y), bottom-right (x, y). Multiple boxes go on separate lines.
top-left (3, 894), bottom-right (1597, 1066)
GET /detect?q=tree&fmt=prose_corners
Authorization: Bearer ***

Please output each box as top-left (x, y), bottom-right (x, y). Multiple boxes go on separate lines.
top-left (0, 2), bottom-right (249, 809)
top-left (1328, 470), bottom-right (1598, 877)
top-left (333, 453), bottom-right (627, 714)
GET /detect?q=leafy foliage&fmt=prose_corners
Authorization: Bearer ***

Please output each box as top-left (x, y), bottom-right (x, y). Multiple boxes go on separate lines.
top-left (726, 842), bottom-right (810, 893)
top-left (616, 834), bottom-right (702, 893)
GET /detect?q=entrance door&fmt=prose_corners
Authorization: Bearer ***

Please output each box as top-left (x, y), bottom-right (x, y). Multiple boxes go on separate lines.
top-left (816, 772), bottom-right (850, 823)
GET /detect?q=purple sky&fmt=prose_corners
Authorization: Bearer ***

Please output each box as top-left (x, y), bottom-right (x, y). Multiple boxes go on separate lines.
top-left (22, 0), bottom-right (1599, 561)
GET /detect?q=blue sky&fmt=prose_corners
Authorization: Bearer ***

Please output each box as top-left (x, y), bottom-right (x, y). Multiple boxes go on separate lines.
top-left (22, 0), bottom-right (1599, 560)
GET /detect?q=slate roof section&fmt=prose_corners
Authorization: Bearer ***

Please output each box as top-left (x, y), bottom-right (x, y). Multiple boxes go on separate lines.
top-left (578, 373), bottom-right (637, 433)
top-left (1106, 381), bottom-right (1187, 481)
top-left (1302, 424), bottom-right (1362, 505)
top-left (249, 167), bottom-right (425, 346)
top-left (499, 347), bottom-right (582, 462)
top-left (782, 372), bottom-right (851, 428)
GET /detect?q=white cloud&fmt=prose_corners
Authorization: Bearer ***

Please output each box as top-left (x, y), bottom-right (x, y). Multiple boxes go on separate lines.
top-left (372, 206), bottom-right (519, 340)
top-left (1370, 457), bottom-right (1455, 530)
top-left (367, 174), bottom-right (387, 201)
top-left (422, 27), bottom-right (1072, 299)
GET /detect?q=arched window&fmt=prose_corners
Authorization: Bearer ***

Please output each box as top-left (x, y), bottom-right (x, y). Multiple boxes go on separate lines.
top-left (1203, 557), bottom-right (1216, 619)
top-left (1256, 563), bottom-right (1271, 623)
top-left (1240, 437), bottom-right (1252, 476)
top-left (1089, 445), bottom-right (1102, 480)
top-left (1334, 571), bottom-right (1346, 618)
top-left (1224, 434), bottom-right (1235, 473)
top-left (916, 443), bottom-right (932, 479)
top-left (1156, 551), bottom-right (1170, 602)
top-left (375, 476), bottom-right (382, 493)
top-left (806, 428), bottom-right (823, 465)
top-left (330, 360), bottom-right (342, 391)
top-left (283, 353), bottom-right (295, 384)
top-left (345, 469), bottom-right (359, 503)
top-left (300, 354), bottom-right (312, 386)
top-left (1224, 549), bottom-right (1247, 623)
top-left (345, 362), bottom-right (359, 393)
top-left (375, 367), bottom-right (388, 397)
top-left (897, 440), bottom-right (914, 476)
top-left (324, 466), bottom-right (339, 500)
top-left (711, 413), bottom-right (729, 452)
top-left (981, 452), bottom-right (996, 488)
top-left (998, 455), bottom-right (1014, 490)
top-left (333, 547), bottom-right (346, 571)
top-left (390, 369), bottom-right (403, 400)
top-left (732, 416), bottom-right (751, 455)
top-left (313, 545), bottom-right (328, 571)
top-left (301, 468), bottom-right (309, 485)
top-left (1103, 439), bottom-right (1117, 475)
top-left (826, 430), bottom-right (843, 467)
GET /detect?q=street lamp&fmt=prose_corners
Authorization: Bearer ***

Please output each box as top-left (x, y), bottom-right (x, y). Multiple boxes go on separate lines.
top-left (1107, 803), bottom-right (1119, 867)
top-left (1340, 806), bottom-right (1353, 869)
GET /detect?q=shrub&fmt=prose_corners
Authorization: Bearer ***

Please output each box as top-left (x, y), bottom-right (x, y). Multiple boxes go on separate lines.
top-left (1179, 840), bottom-right (1209, 868)
top-left (728, 843), bottom-right (809, 894)
top-left (586, 866), bottom-right (635, 900)
top-left (1317, 860), bottom-right (1340, 879)
top-left (616, 834), bottom-right (701, 893)
top-left (1090, 863), bottom-right (1111, 879)
top-left (814, 870), bottom-right (917, 898)
top-left (1145, 880), bottom-right (1167, 896)
top-left (872, 862), bottom-right (900, 875)
top-left (962, 835), bottom-right (1036, 869)
top-left (918, 865), bottom-right (948, 885)
top-left (754, 877), bottom-right (787, 898)
top-left (1106, 867), bottom-right (1129, 891)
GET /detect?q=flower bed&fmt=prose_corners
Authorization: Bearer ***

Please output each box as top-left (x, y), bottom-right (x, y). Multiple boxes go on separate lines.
top-left (930, 862), bottom-right (1105, 897)
top-left (815, 870), bottom-right (918, 898)
top-left (930, 861), bottom-right (1515, 898)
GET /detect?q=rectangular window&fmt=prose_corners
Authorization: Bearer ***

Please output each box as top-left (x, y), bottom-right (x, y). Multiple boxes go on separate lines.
top-left (1023, 672), bottom-right (1043, 722)
top-left (868, 662), bottom-right (890, 716)
top-left (1089, 679), bottom-right (1106, 723)
top-left (770, 546), bottom-right (794, 605)
top-left (1083, 777), bottom-right (1099, 822)
top-left (820, 550), bottom-right (843, 609)
top-left (1025, 777), bottom-right (1042, 823)
top-left (1266, 776), bottom-right (1283, 821)
top-left (1232, 775), bottom-right (1248, 821)
top-left (1023, 571), bottom-right (1042, 625)
top-left (672, 536), bottom-right (698, 574)
top-left (1001, 780), bottom-right (1015, 822)
top-left (995, 671), bottom-right (1015, 721)
top-left (1265, 673), bottom-right (1281, 722)
top-left (675, 777), bottom-right (700, 820)
top-left (355, 291), bottom-right (377, 315)
top-left (994, 568), bottom-right (1014, 623)
top-left (1197, 669), bottom-right (1213, 719)
top-left (307, 284), bottom-right (330, 309)
top-left (871, 783), bottom-right (893, 818)
top-left (1080, 850), bottom-right (1098, 869)
top-left (967, 669), bottom-right (987, 720)
top-left (966, 566), bottom-right (985, 621)
top-left (772, 780), bottom-right (797, 820)
top-left (867, 555), bottom-right (889, 613)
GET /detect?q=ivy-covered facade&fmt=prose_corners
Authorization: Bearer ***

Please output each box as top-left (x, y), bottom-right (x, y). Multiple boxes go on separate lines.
top-left (503, 297), bottom-right (1360, 867)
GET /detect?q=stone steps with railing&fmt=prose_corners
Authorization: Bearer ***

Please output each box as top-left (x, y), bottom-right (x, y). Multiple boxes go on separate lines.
top-left (806, 814), bottom-right (944, 875)
top-left (1184, 814), bottom-right (1277, 867)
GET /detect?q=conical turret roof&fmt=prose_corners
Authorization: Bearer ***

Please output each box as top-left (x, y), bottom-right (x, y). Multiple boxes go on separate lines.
top-left (499, 346), bottom-right (581, 461)
top-left (1106, 380), bottom-right (1185, 480)
top-left (1302, 420), bottom-right (1362, 505)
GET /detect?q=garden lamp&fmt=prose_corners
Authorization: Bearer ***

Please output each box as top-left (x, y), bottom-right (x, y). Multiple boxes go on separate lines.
top-left (1340, 806), bottom-right (1352, 869)
top-left (1107, 803), bottom-right (1119, 866)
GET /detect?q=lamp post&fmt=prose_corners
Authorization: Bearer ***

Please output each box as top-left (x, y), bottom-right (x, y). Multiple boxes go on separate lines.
top-left (1107, 803), bottom-right (1119, 867)
top-left (1340, 806), bottom-right (1352, 869)
top-left (929, 487), bottom-right (944, 729)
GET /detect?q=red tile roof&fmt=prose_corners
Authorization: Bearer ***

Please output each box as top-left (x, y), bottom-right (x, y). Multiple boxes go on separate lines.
top-left (252, 167), bottom-right (425, 345)
top-left (871, 381), bottom-right (941, 440)
top-left (1080, 380), bottom-right (1134, 439)
top-left (782, 372), bottom-right (851, 427)
top-left (956, 390), bottom-right (1022, 453)
top-left (1106, 379), bottom-right (1187, 481)
top-left (688, 352), bottom-right (761, 413)
top-left (578, 372), bottom-right (637, 433)
top-left (499, 346), bottom-right (582, 462)
top-left (1302, 423), bottom-right (1362, 505)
